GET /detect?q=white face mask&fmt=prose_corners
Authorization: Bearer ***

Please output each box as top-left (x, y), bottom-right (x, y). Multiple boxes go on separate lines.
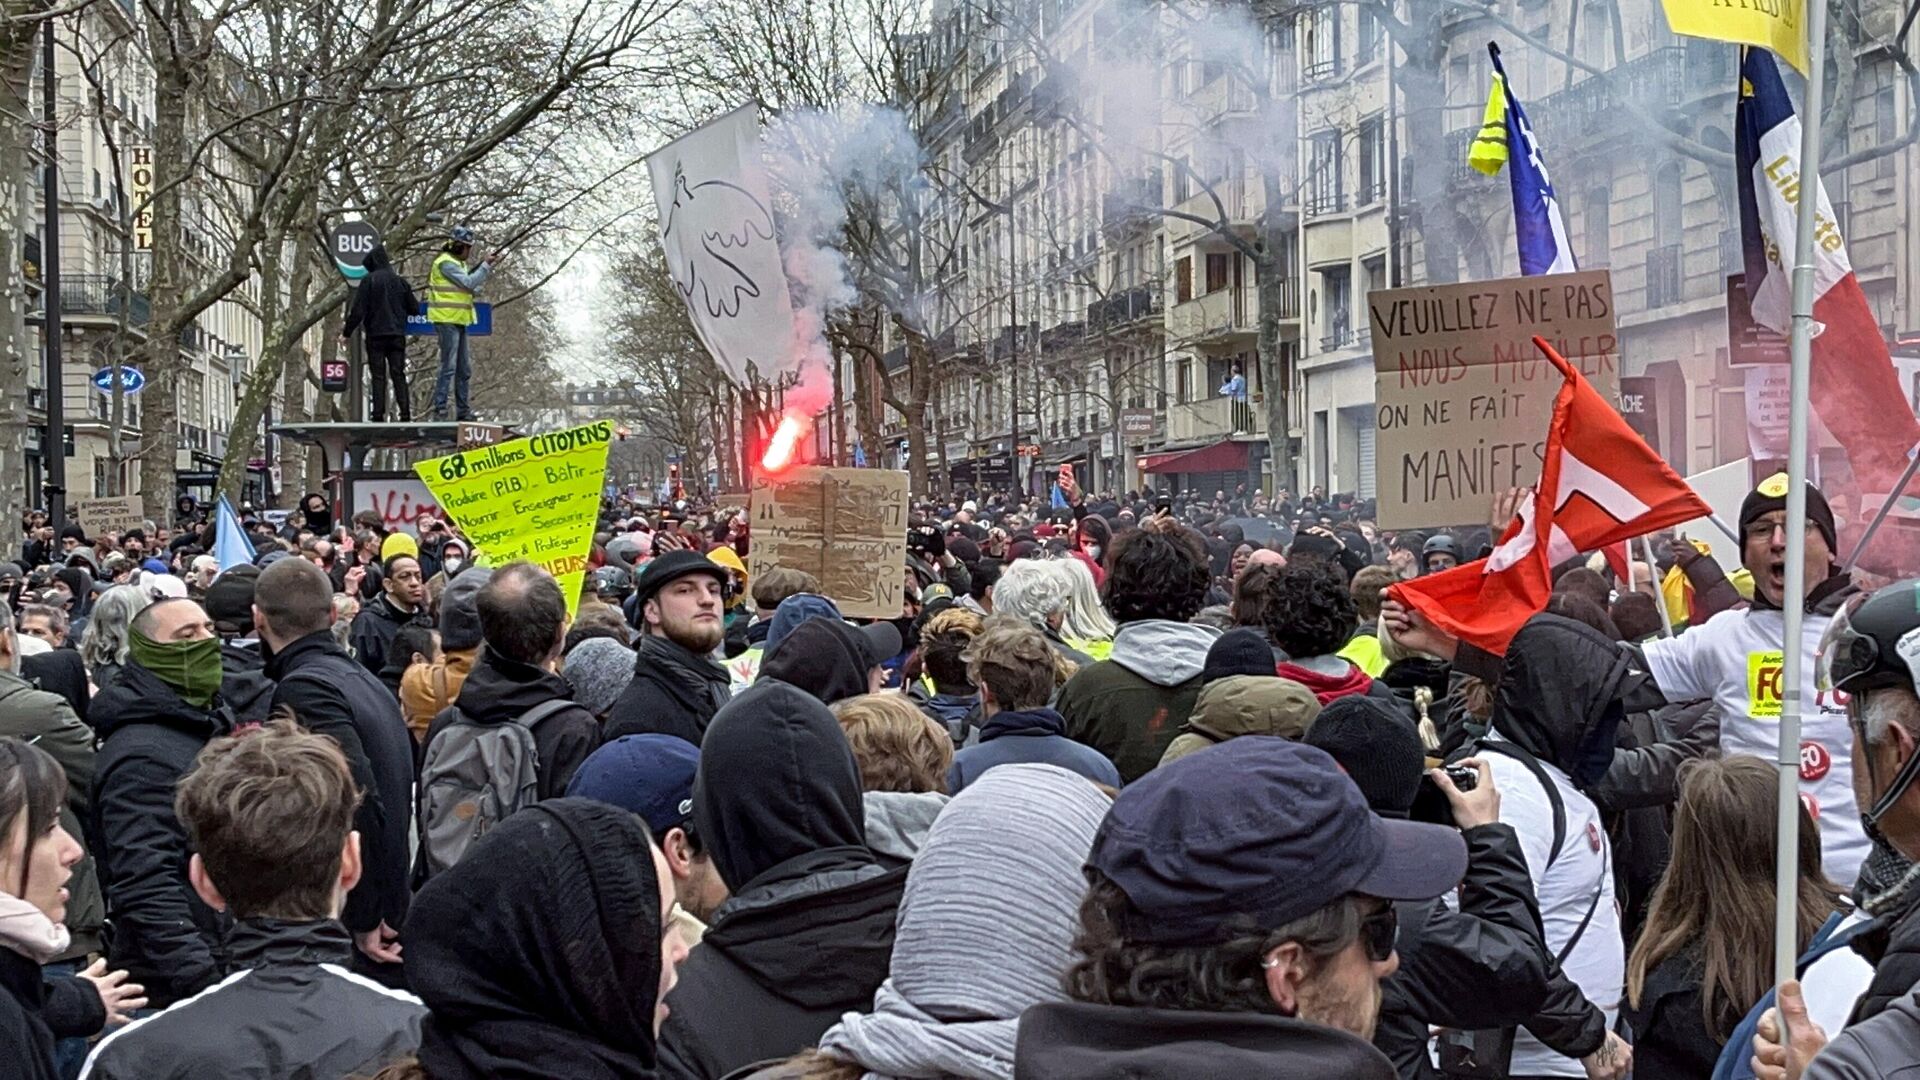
top-left (443, 557), bottom-right (464, 574)
top-left (1087, 543), bottom-right (1103, 561)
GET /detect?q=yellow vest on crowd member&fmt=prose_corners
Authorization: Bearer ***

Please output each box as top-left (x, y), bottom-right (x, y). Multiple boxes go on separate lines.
top-left (1338, 631), bottom-right (1388, 678)
top-left (427, 253), bottom-right (477, 326)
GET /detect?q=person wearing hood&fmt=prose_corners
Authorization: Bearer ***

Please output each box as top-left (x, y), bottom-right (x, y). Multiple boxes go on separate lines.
top-left (401, 567), bottom-right (490, 741)
top-left (1016, 739), bottom-right (1467, 1079)
top-left (423, 562), bottom-right (600, 800)
top-left (372, 800), bottom-right (686, 1080)
top-left (1389, 473), bottom-right (1869, 887)
top-left (298, 492), bottom-right (333, 537)
top-left (1459, 613), bottom-right (1637, 1078)
top-left (90, 598), bottom-right (237, 1007)
top-left (1053, 522), bottom-right (1221, 781)
top-left (831, 693), bottom-right (952, 867)
top-left (1159, 674), bottom-right (1323, 766)
top-left (656, 680), bottom-right (911, 1079)
top-left (202, 565), bottom-right (276, 724)
top-left (350, 552), bottom-right (430, 677)
top-left (745, 764), bottom-right (1111, 1080)
top-left (1304, 697), bottom-right (1559, 1079)
top-left (422, 536), bottom-right (469, 615)
top-left (757, 616), bottom-right (899, 708)
top-left (340, 243), bottom-right (421, 422)
top-left (606, 551), bottom-right (733, 746)
top-left (948, 620), bottom-right (1120, 792)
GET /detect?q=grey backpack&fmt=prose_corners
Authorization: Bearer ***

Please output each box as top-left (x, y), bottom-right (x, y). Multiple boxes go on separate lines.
top-left (417, 700), bottom-right (573, 877)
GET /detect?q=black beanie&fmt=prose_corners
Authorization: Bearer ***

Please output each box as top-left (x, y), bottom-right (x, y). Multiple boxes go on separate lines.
top-left (205, 565), bottom-right (261, 634)
top-left (60, 524), bottom-right (86, 543)
top-left (1202, 627), bottom-right (1276, 683)
top-left (1739, 472), bottom-right (1836, 553)
top-left (1305, 696), bottom-right (1426, 817)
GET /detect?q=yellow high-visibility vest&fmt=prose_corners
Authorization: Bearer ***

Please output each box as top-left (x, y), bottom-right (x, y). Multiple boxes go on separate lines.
top-left (427, 253), bottom-right (476, 326)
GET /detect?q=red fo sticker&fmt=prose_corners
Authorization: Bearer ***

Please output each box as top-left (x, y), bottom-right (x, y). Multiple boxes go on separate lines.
top-left (1586, 821), bottom-right (1602, 853)
top-left (1800, 741), bottom-right (1832, 783)
top-left (1801, 792), bottom-right (1822, 821)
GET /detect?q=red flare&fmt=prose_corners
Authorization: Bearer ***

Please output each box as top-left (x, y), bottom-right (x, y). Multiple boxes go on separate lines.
top-left (761, 414), bottom-right (808, 473)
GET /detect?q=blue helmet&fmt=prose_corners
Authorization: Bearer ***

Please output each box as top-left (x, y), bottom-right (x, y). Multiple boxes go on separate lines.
top-left (450, 226), bottom-right (475, 244)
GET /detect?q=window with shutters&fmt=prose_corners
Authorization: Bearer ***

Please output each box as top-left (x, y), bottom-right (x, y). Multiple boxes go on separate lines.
top-left (1175, 256), bottom-right (1193, 303)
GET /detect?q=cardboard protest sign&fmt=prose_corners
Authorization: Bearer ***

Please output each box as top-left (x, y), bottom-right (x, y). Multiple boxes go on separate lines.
top-left (1369, 269), bottom-right (1620, 529)
top-left (749, 466), bottom-right (909, 620)
top-left (74, 496), bottom-right (144, 539)
top-left (415, 420), bottom-right (613, 614)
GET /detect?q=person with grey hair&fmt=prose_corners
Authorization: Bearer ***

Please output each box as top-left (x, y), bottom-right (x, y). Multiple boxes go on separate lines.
top-left (989, 560), bottom-right (1093, 669)
top-left (742, 764), bottom-right (1111, 1079)
top-left (80, 585), bottom-right (150, 692)
top-left (1056, 556), bottom-right (1116, 660)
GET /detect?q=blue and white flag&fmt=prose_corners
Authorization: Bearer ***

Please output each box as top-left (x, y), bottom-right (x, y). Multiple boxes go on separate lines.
top-left (214, 495), bottom-right (253, 572)
top-left (1468, 43), bottom-right (1577, 276)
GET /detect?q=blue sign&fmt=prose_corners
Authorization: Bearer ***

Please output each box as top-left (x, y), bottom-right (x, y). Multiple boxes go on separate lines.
top-left (406, 302), bottom-right (492, 338)
top-left (90, 366), bottom-right (145, 394)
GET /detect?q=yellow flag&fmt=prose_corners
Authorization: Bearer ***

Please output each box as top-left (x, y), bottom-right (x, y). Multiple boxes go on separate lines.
top-left (415, 421), bottom-right (614, 615)
top-left (1467, 74), bottom-right (1509, 176)
top-left (1659, 0), bottom-right (1808, 75)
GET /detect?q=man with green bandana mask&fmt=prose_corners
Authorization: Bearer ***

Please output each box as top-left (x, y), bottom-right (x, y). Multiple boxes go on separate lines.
top-left (90, 598), bottom-right (239, 1007)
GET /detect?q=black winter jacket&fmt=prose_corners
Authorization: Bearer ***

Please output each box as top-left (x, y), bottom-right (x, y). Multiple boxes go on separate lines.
top-left (1619, 947), bottom-right (1722, 1079)
top-left (218, 638), bottom-right (276, 725)
top-left (606, 634), bottom-right (730, 746)
top-left (78, 919), bottom-right (425, 1079)
top-left (90, 660), bottom-right (236, 1006)
top-left (1015, 1002), bottom-right (1398, 1079)
top-left (348, 592), bottom-right (429, 679)
top-left (423, 646), bottom-right (600, 800)
top-left (267, 630), bottom-right (416, 937)
top-left (1376, 822), bottom-right (1553, 1078)
top-left (1849, 883), bottom-right (1920, 1026)
top-left (1809, 987), bottom-right (1920, 1079)
top-left (342, 245), bottom-right (421, 340)
top-left (0, 948), bottom-right (61, 1080)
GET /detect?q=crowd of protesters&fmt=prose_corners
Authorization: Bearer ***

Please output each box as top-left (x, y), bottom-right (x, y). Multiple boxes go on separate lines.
top-left (2, 466), bottom-right (1919, 1079)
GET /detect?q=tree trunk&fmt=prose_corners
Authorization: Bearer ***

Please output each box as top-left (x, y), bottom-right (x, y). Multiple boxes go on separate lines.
top-left (0, 23), bottom-right (36, 529)
top-left (1395, 15), bottom-right (1464, 287)
top-left (136, 49), bottom-right (190, 524)
top-left (220, 218), bottom-right (316, 504)
top-left (1258, 174), bottom-right (1293, 497)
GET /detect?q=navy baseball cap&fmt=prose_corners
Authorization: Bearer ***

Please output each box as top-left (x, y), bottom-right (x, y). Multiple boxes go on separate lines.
top-left (564, 734), bottom-right (700, 838)
top-left (1088, 737), bottom-right (1466, 947)
top-left (764, 593), bottom-right (845, 655)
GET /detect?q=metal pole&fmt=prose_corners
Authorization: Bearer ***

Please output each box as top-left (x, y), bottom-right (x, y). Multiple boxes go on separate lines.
top-left (41, 19), bottom-right (66, 528)
top-left (1777, 1), bottom-right (1829, 1028)
top-left (1640, 534), bottom-right (1676, 638)
top-left (1841, 441), bottom-right (1920, 572)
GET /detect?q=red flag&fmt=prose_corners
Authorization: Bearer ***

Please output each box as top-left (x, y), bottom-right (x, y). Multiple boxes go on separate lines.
top-left (1388, 337), bottom-right (1712, 654)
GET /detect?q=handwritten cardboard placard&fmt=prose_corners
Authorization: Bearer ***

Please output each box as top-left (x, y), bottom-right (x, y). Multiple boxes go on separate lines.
top-left (415, 420), bottom-right (612, 614)
top-left (749, 467), bottom-right (909, 620)
top-left (74, 496), bottom-right (144, 539)
top-left (1368, 269), bottom-right (1620, 529)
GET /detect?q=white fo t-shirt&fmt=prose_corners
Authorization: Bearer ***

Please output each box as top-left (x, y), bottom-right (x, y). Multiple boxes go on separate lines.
top-left (1642, 606), bottom-right (1866, 886)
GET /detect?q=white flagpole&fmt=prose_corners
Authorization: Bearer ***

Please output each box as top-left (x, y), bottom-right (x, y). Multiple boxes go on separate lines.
top-left (1776, 5), bottom-right (1829, 1028)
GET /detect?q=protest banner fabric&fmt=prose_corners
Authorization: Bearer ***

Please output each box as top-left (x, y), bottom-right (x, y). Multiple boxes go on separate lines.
top-left (74, 496), bottom-right (144, 539)
top-left (1368, 268), bottom-right (1620, 529)
top-left (749, 466), bottom-right (909, 620)
top-left (1660, 0), bottom-right (1808, 74)
top-left (415, 421), bottom-right (613, 614)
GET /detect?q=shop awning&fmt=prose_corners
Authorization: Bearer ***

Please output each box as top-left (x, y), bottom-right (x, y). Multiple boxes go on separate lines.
top-left (1140, 439), bottom-right (1251, 475)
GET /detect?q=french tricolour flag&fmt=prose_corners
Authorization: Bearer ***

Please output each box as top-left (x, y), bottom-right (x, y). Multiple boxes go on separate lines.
top-left (1738, 49), bottom-right (1920, 556)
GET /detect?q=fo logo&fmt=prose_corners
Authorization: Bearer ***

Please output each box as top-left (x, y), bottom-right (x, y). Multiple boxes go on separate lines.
top-left (1800, 740), bottom-right (1832, 782)
top-left (1748, 651), bottom-right (1787, 718)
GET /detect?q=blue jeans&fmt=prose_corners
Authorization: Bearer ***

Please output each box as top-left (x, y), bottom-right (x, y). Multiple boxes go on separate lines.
top-left (431, 323), bottom-right (472, 419)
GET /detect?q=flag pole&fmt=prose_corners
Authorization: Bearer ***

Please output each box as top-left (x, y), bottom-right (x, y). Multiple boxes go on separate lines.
top-left (1841, 439), bottom-right (1920, 572)
top-left (1776, 7), bottom-right (1829, 1031)
top-left (1640, 535), bottom-right (1676, 637)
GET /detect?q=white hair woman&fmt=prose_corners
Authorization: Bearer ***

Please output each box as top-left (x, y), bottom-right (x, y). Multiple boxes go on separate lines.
top-left (1055, 556), bottom-right (1115, 661)
top-left (79, 585), bottom-right (150, 691)
top-left (989, 560), bottom-right (1092, 670)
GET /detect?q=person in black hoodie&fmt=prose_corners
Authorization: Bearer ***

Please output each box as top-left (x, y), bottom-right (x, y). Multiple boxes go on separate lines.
top-left (255, 557), bottom-right (415, 981)
top-left (203, 564), bottom-right (276, 724)
top-left (341, 244), bottom-right (421, 422)
top-left (90, 598), bottom-right (237, 1007)
top-left (375, 799), bottom-right (682, 1080)
top-left (755, 616), bottom-right (898, 707)
top-left (607, 551), bottom-right (732, 746)
top-left (351, 553), bottom-right (430, 677)
top-left (657, 679), bottom-right (910, 1079)
top-left (421, 562), bottom-right (600, 799)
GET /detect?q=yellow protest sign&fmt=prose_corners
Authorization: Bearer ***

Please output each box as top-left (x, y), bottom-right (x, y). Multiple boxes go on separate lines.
top-left (1659, 0), bottom-right (1807, 75)
top-left (415, 420), bottom-right (612, 614)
